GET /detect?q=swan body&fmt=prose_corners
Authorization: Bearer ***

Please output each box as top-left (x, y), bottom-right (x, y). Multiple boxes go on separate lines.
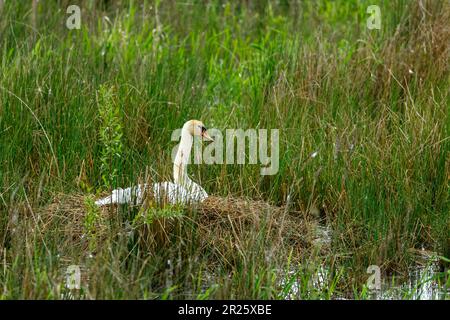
top-left (94, 182), bottom-right (201, 206)
top-left (95, 120), bottom-right (213, 207)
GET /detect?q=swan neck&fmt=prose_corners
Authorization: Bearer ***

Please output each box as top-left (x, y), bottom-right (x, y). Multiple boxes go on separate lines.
top-left (173, 128), bottom-right (193, 185)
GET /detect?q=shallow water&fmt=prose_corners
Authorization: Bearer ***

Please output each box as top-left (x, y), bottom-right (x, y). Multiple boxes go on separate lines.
top-left (281, 225), bottom-right (449, 300)
top-left (281, 257), bottom-right (448, 300)
top-left (373, 255), bottom-right (448, 300)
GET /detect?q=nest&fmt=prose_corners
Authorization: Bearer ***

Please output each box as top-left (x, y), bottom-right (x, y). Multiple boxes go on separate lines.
top-left (37, 193), bottom-right (113, 252)
top-left (193, 196), bottom-right (315, 265)
top-left (198, 196), bottom-right (304, 243)
top-left (35, 193), bottom-right (324, 263)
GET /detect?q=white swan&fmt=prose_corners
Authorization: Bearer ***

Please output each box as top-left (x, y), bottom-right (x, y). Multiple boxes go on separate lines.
top-left (95, 120), bottom-right (213, 206)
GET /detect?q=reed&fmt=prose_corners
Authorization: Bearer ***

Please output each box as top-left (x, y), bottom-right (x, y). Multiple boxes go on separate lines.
top-left (0, 0), bottom-right (448, 299)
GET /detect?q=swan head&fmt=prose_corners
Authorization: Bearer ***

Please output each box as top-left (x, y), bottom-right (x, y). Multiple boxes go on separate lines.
top-left (183, 120), bottom-right (214, 142)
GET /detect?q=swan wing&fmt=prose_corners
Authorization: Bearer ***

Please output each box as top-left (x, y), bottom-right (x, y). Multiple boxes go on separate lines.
top-left (183, 180), bottom-right (208, 202)
top-left (94, 182), bottom-right (206, 207)
top-left (94, 184), bottom-right (147, 206)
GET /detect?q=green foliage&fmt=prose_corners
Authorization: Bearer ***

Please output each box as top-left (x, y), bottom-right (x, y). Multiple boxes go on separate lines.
top-left (84, 195), bottom-right (102, 251)
top-left (0, 0), bottom-right (448, 299)
top-left (97, 84), bottom-right (123, 190)
top-left (136, 205), bottom-right (184, 225)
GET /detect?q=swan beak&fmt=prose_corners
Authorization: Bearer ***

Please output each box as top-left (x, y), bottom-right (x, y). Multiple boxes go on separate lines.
top-left (202, 131), bottom-right (214, 142)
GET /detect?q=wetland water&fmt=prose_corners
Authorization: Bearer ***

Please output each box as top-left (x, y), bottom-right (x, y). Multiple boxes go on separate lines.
top-left (281, 226), bottom-right (449, 300)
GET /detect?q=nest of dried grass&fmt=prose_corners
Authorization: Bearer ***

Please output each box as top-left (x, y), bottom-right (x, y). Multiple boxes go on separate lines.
top-left (37, 193), bottom-right (113, 251)
top-left (198, 196), bottom-right (302, 241)
top-left (193, 196), bottom-right (319, 265)
top-left (36, 193), bottom-right (325, 263)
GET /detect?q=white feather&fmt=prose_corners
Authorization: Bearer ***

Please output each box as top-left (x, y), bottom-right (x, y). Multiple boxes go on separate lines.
top-left (94, 181), bottom-right (204, 206)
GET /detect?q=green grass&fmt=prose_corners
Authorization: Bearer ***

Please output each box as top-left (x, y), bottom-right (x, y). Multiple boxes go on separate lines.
top-left (0, 0), bottom-right (449, 299)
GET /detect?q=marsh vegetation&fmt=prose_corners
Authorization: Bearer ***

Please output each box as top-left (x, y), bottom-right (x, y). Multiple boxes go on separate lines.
top-left (0, 0), bottom-right (448, 299)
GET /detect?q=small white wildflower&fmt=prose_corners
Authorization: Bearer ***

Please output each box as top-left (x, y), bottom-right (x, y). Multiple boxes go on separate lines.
top-left (311, 151), bottom-right (319, 158)
top-left (408, 69), bottom-right (414, 74)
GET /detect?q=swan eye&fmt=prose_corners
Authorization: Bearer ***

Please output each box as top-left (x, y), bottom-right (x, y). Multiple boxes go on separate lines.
top-left (201, 126), bottom-right (207, 133)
